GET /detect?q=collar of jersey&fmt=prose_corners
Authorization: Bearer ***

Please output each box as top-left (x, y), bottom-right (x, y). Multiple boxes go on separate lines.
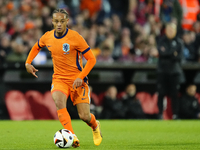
top-left (54, 28), bottom-right (68, 39)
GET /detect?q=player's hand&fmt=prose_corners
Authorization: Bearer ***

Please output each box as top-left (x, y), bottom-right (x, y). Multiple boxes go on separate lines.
top-left (73, 78), bottom-right (83, 89)
top-left (25, 63), bottom-right (38, 78)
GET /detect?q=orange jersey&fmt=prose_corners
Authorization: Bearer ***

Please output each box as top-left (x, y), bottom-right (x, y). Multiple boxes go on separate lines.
top-left (26, 28), bottom-right (96, 82)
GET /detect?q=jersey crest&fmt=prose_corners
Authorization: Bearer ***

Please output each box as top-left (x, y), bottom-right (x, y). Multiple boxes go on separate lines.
top-left (63, 43), bottom-right (70, 53)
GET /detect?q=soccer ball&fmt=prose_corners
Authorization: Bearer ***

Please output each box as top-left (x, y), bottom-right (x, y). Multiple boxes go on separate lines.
top-left (54, 129), bottom-right (74, 148)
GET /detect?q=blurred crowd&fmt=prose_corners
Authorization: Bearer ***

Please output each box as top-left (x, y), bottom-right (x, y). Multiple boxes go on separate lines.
top-left (0, 0), bottom-right (200, 64)
top-left (89, 83), bottom-right (200, 119)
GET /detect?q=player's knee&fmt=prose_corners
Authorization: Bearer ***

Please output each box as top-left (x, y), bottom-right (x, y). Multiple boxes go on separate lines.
top-left (54, 99), bottom-right (65, 110)
top-left (52, 92), bottom-right (67, 110)
top-left (78, 112), bottom-right (91, 123)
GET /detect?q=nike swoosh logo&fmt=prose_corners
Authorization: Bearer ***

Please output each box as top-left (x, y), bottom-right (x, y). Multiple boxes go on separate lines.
top-left (82, 98), bottom-right (87, 100)
top-left (64, 122), bottom-right (69, 125)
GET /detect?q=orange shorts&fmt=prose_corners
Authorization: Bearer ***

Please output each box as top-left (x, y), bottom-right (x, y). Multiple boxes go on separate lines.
top-left (51, 79), bottom-right (90, 105)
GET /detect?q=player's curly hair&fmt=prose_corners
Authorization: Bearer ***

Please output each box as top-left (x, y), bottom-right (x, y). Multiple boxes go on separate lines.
top-left (52, 9), bottom-right (69, 19)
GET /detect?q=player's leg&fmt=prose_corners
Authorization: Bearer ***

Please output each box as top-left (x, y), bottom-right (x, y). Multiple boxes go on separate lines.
top-left (71, 81), bottom-right (102, 146)
top-left (52, 90), bottom-right (80, 148)
top-left (52, 91), bottom-right (74, 134)
top-left (76, 103), bottom-right (94, 127)
top-left (76, 103), bottom-right (102, 146)
top-left (157, 73), bottom-right (167, 119)
top-left (169, 74), bottom-right (180, 119)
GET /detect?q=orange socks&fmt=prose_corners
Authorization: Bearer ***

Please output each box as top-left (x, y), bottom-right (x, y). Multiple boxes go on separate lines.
top-left (57, 108), bottom-right (74, 134)
top-left (57, 109), bottom-right (97, 133)
top-left (87, 113), bottom-right (98, 130)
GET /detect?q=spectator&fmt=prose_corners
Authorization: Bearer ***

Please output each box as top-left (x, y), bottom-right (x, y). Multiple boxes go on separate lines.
top-left (120, 28), bottom-right (133, 57)
top-left (96, 23), bottom-right (106, 47)
top-left (113, 27), bottom-right (133, 61)
top-left (6, 39), bottom-right (27, 62)
top-left (100, 85), bottom-right (126, 119)
top-left (46, 0), bottom-right (57, 15)
top-left (80, 0), bottom-right (102, 22)
top-left (122, 11), bottom-right (136, 31)
top-left (121, 84), bottom-right (145, 119)
top-left (179, 0), bottom-right (199, 31)
top-left (133, 39), bottom-right (149, 63)
top-left (0, 35), bottom-right (11, 63)
top-left (87, 29), bottom-right (101, 58)
top-left (0, 0), bottom-right (199, 65)
top-left (147, 34), bottom-right (159, 63)
top-left (111, 14), bottom-right (122, 44)
top-left (179, 84), bottom-right (200, 119)
top-left (103, 17), bottom-right (112, 34)
top-left (72, 13), bottom-right (86, 32)
top-left (63, 0), bottom-right (80, 18)
top-left (41, 6), bottom-right (52, 33)
top-left (97, 37), bottom-right (114, 63)
top-left (156, 22), bottom-right (184, 120)
top-left (95, 0), bottom-right (112, 24)
top-left (193, 21), bottom-right (200, 34)
top-left (143, 14), bottom-right (157, 36)
top-left (0, 19), bottom-right (7, 35)
top-left (132, 23), bottom-right (144, 45)
top-left (148, 47), bottom-right (158, 63)
top-left (108, 0), bottom-right (130, 18)
top-left (136, 0), bottom-right (155, 26)
top-left (155, 0), bottom-right (182, 27)
top-left (182, 30), bottom-right (198, 62)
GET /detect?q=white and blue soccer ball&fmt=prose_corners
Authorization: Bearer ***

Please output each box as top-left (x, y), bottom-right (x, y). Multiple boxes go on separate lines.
top-left (54, 129), bottom-right (74, 148)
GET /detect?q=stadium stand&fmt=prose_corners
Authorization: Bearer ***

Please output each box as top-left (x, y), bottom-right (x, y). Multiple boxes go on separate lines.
top-left (5, 90), bottom-right (33, 120)
top-left (25, 90), bottom-right (55, 120)
top-left (1, 0), bottom-right (200, 120)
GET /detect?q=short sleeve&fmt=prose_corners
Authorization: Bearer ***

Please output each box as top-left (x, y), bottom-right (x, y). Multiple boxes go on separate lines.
top-left (75, 32), bottom-right (90, 53)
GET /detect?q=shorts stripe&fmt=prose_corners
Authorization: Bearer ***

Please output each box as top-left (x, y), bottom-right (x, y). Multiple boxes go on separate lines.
top-left (86, 84), bottom-right (91, 104)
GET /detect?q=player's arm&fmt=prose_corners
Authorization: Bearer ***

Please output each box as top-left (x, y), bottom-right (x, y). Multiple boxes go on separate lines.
top-left (79, 49), bottom-right (96, 79)
top-left (25, 32), bottom-right (47, 78)
top-left (25, 42), bottom-right (41, 78)
top-left (73, 50), bottom-right (96, 89)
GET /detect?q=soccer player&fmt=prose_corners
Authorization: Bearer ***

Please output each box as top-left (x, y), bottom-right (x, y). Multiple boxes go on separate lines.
top-left (25, 9), bottom-right (102, 147)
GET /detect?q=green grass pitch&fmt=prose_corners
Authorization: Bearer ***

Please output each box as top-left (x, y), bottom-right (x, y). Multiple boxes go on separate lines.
top-left (0, 120), bottom-right (200, 150)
